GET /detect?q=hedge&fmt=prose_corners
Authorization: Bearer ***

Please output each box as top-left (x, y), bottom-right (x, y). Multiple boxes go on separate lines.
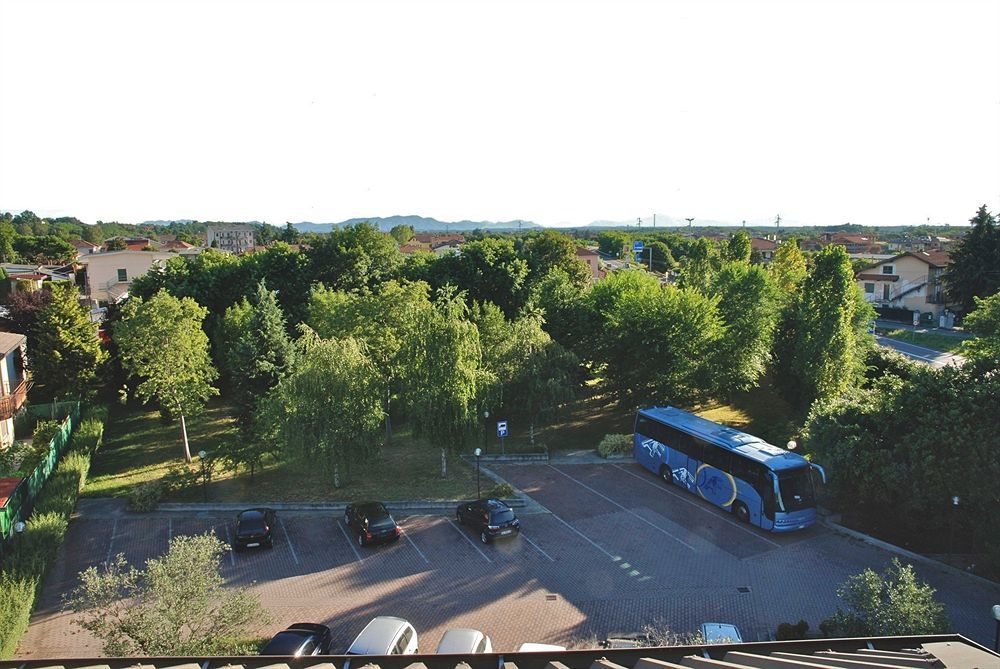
top-left (0, 407), bottom-right (104, 659)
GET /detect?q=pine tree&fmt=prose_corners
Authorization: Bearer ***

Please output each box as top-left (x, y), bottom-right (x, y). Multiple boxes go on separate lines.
top-left (32, 282), bottom-right (108, 398)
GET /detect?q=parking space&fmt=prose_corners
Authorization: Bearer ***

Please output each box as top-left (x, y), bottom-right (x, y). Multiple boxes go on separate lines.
top-left (17, 462), bottom-right (1000, 658)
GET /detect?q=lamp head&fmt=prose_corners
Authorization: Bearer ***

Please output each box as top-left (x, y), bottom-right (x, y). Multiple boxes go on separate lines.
top-left (992, 604), bottom-right (1000, 621)
top-left (952, 495), bottom-right (960, 506)
top-left (198, 450), bottom-right (207, 459)
top-left (13, 521), bottom-right (25, 534)
top-left (786, 440), bottom-right (797, 450)
top-left (474, 448), bottom-right (482, 457)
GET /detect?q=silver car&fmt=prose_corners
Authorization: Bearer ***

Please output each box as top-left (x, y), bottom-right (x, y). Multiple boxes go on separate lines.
top-left (347, 616), bottom-right (418, 656)
top-left (436, 628), bottom-right (492, 654)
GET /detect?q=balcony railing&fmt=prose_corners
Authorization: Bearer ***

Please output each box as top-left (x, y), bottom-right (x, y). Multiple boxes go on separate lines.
top-left (0, 377), bottom-right (31, 421)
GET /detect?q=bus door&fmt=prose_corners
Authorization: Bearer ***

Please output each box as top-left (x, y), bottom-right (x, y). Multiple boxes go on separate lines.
top-left (665, 427), bottom-right (699, 491)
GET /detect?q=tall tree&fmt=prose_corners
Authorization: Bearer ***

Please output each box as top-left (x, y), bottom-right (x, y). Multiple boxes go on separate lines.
top-left (943, 205), bottom-right (1000, 313)
top-left (0, 288), bottom-right (53, 355)
top-left (958, 290), bottom-right (1000, 370)
top-left (710, 262), bottom-right (780, 393)
top-left (260, 332), bottom-right (383, 485)
top-left (115, 290), bottom-right (219, 462)
top-left (67, 533), bottom-right (269, 655)
top-left (520, 230), bottom-right (589, 289)
top-left (31, 282), bottom-right (107, 398)
top-left (306, 222), bottom-right (402, 293)
top-left (788, 245), bottom-right (874, 408)
top-left (645, 241), bottom-right (676, 272)
top-left (404, 288), bottom-right (481, 476)
top-left (389, 224), bottom-right (415, 244)
top-left (596, 231), bottom-right (630, 258)
top-left (0, 221), bottom-right (17, 263)
top-left (677, 237), bottom-right (718, 293)
top-left (280, 222), bottom-right (302, 244)
top-left (434, 237), bottom-right (530, 317)
top-left (722, 230), bottom-right (752, 264)
top-left (769, 238), bottom-right (808, 296)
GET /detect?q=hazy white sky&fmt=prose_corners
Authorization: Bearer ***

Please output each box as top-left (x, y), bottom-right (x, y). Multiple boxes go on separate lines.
top-left (1, 0), bottom-right (998, 228)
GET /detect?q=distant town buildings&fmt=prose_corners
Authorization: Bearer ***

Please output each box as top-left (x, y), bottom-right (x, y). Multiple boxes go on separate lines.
top-left (750, 236), bottom-right (777, 263)
top-left (856, 250), bottom-right (953, 319)
top-left (206, 225), bottom-right (255, 254)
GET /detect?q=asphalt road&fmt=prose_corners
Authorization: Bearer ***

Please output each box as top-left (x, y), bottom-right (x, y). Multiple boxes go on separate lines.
top-left (876, 335), bottom-right (966, 368)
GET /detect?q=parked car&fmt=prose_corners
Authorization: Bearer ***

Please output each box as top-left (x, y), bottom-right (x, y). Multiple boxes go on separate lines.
top-left (261, 623), bottom-right (334, 656)
top-left (436, 628), bottom-right (492, 654)
top-left (346, 616), bottom-right (418, 655)
top-left (344, 501), bottom-right (401, 547)
top-left (699, 622), bottom-right (743, 644)
top-left (233, 507), bottom-right (276, 550)
top-left (456, 498), bottom-right (520, 544)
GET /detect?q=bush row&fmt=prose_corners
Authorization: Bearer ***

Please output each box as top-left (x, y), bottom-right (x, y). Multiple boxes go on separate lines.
top-left (597, 433), bottom-right (633, 458)
top-left (0, 406), bottom-right (105, 659)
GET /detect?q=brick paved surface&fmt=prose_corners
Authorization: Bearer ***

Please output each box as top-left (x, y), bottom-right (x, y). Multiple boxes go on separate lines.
top-left (16, 462), bottom-right (1000, 658)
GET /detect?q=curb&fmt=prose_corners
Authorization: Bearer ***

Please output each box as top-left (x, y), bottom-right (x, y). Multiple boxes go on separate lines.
top-left (156, 498), bottom-right (527, 513)
top-left (821, 519), bottom-right (1000, 589)
top-left (461, 453), bottom-right (550, 463)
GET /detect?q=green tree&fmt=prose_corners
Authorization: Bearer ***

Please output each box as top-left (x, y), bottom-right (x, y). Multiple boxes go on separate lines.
top-left (507, 315), bottom-right (578, 444)
top-left (786, 245), bottom-right (874, 408)
top-left (530, 268), bottom-right (591, 354)
top-left (389, 224), bottom-right (415, 244)
top-left (645, 241), bottom-right (675, 272)
top-left (962, 290), bottom-right (1000, 366)
top-left (820, 559), bottom-right (949, 636)
top-left (13, 235), bottom-right (77, 264)
top-left (710, 262), bottom-right (780, 393)
top-left (770, 238), bottom-right (808, 296)
top-left (115, 290), bottom-right (219, 462)
top-left (943, 205), bottom-right (1000, 313)
top-left (404, 288), bottom-right (481, 476)
top-left (596, 231), bottom-right (629, 259)
top-left (280, 222), bottom-right (301, 244)
top-left (105, 237), bottom-right (128, 251)
top-left (306, 222), bottom-right (402, 293)
top-left (0, 221), bottom-right (17, 263)
top-left (31, 282), bottom-right (107, 399)
top-left (520, 230), bottom-right (589, 289)
top-left (722, 230), bottom-right (752, 263)
top-left (67, 533), bottom-right (269, 655)
top-left (215, 297), bottom-right (253, 379)
top-left (227, 281), bottom-right (295, 472)
top-left (260, 332), bottom-right (383, 485)
top-left (677, 237), bottom-right (718, 293)
top-left (436, 237), bottom-right (530, 317)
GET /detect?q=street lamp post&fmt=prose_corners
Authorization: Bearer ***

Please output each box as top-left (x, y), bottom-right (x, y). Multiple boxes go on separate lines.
top-left (991, 604), bottom-right (1000, 652)
top-left (198, 450), bottom-right (208, 502)
top-left (948, 495), bottom-right (960, 565)
top-left (474, 448), bottom-right (482, 500)
top-left (483, 410), bottom-right (490, 454)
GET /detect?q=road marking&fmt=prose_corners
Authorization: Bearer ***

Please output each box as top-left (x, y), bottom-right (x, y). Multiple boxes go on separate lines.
top-left (105, 518), bottom-right (118, 564)
top-left (548, 512), bottom-right (615, 559)
top-left (222, 523), bottom-right (236, 566)
top-left (612, 464), bottom-right (782, 549)
top-left (520, 532), bottom-right (555, 561)
top-left (337, 520), bottom-right (364, 562)
top-left (548, 464), bottom-right (696, 551)
top-left (446, 518), bottom-right (492, 563)
top-left (401, 526), bottom-right (430, 564)
top-left (278, 518), bottom-right (299, 565)
top-left (167, 518), bottom-right (172, 542)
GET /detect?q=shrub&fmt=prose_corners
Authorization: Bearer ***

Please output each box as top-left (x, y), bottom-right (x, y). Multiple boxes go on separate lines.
top-left (487, 482), bottom-right (516, 499)
top-left (128, 481), bottom-right (163, 512)
top-left (161, 463), bottom-right (200, 494)
top-left (776, 619), bottom-right (810, 640)
top-left (597, 433), bottom-right (633, 458)
top-left (72, 418), bottom-right (105, 453)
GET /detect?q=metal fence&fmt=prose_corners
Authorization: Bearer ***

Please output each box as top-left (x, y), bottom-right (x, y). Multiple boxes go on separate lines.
top-left (0, 402), bottom-right (81, 547)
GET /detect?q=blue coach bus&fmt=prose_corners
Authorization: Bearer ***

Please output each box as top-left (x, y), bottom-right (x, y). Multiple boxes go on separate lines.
top-left (634, 406), bottom-right (826, 532)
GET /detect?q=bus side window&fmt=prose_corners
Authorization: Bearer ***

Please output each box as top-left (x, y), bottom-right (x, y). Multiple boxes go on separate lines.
top-left (695, 437), bottom-right (728, 470)
top-left (636, 416), bottom-right (652, 437)
top-left (730, 455), bottom-right (751, 481)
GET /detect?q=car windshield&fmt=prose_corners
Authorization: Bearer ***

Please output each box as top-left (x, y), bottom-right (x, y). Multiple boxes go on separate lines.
top-left (491, 509), bottom-right (515, 523)
top-left (776, 467), bottom-right (816, 512)
top-left (238, 514), bottom-right (266, 532)
top-left (370, 515), bottom-right (396, 530)
top-left (261, 632), bottom-right (308, 655)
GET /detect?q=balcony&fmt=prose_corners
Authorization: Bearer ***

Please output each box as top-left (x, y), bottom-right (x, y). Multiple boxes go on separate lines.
top-left (0, 378), bottom-right (31, 421)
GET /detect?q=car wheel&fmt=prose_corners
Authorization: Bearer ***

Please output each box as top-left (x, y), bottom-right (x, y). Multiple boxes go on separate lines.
top-left (733, 502), bottom-right (750, 524)
top-left (344, 512), bottom-right (350, 525)
top-left (265, 538), bottom-right (273, 549)
top-left (357, 533), bottom-right (365, 547)
top-left (659, 465), bottom-right (672, 485)
top-left (480, 531), bottom-right (490, 545)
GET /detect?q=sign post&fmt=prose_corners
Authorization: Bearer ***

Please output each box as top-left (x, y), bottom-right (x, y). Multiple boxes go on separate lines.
top-left (496, 420), bottom-right (508, 455)
top-left (632, 240), bottom-right (644, 264)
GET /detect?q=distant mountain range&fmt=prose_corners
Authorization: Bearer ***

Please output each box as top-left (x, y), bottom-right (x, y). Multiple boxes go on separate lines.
top-left (288, 215), bottom-right (542, 233)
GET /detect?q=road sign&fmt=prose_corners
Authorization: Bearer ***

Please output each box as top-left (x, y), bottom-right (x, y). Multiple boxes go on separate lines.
top-left (912, 311), bottom-right (920, 327)
top-left (496, 420), bottom-right (508, 438)
top-left (632, 240), bottom-right (644, 252)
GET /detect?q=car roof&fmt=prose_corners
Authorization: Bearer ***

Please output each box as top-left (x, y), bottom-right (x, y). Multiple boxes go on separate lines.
top-left (469, 498), bottom-right (510, 510)
top-left (436, 628), bottom-right (484, 653)
top-left (354, 501), bottom-right (389, 515)
top-left (237, 508), bottom-right (273, 521)
top-left (261, 630), bottom-right (312, 654)
top-left (348, 616), bottom-right (412, 655)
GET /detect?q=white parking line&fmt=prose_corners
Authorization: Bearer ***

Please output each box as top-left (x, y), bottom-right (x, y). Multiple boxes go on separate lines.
top-left (105, 518), bottom-right (118, 564)
top-left (548, 465), bottom-right (696, 551)
top-left (548, 512), bottom-right (615, 559)
top-left (612, 463), bottom-right (782, 549)
top-left (222, 523), bottom-right (236, 566)
top-left (446, 518), bottom-right (493, 563)
top-left (337, 520), bottom-right (364, 562)
top-left (402, 528), bottom-right (430, 564)
top-left (167, 518), bottom-right (172, 542)
top-left (278, 518), bottom-right (299, 564)
top-left (520, 532), bottom-right (555, 561)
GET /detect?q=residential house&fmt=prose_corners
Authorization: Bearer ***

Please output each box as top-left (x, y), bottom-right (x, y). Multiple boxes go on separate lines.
top-left (159, 240), bottom-right (197, 252)
top-left (69, 239), bottom-right (102, 258)
top-left (856, 250), bottom-right (953, 318)
top-left (398, 243), bottom-right (427, 255)
top-left (413, 233), bottom-right (465, 245)
top-left (0, 332), bottom-right (28, 450)
top-left (0, 264), bottom-right (75, 295)
top-left (206, 225), bottom-right (255, 254)
top-left (431, 240), bottom-right (462, 255)
top-left (575, 246), bottom-right (604, 280)
top-left (750, 237), bottom-right (777, 263)
top-left (77, 248), bottom-right (200, 304)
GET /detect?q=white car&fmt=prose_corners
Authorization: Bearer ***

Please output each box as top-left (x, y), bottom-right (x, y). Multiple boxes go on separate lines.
top-left (347, 616), bottom-right (419, 656)
top-left (699, 623), bottom-right (743, 644)
top-left (436, 628), bottom-right (493, 654)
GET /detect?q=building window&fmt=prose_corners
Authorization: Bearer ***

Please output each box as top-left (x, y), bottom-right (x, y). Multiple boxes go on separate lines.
top-left (117, 268), bottom-right (128, 283)
top-left (864, 283), bottom-right (875, 294)
top-left (882, 265), bottom-right (894, 275)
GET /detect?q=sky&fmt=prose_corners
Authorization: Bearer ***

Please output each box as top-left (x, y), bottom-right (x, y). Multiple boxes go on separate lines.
top-left (1, 0), bottom-right (998, 229)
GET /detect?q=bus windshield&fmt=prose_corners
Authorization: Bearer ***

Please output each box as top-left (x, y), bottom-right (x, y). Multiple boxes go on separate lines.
top-left (775, 467), bottom-right (816, 512)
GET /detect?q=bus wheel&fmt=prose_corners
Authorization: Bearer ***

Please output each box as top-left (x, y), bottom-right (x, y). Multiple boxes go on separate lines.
top-left (733, 502), bottom-right (750, 524)
top-left (659, 465), bottom-right (672, 485)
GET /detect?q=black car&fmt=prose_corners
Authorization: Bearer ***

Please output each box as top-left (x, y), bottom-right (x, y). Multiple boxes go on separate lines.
top-left (233, 507), bottom-right (276, 551)
top-left (344, 501), bottom-right (401, 547)
top-left (261, 623), bottom-right (334, 656)
top-left (456, 498), bottom-right (520, 544)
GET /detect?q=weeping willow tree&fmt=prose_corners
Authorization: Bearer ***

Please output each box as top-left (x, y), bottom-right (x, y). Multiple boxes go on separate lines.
top-left (259, 330), bottom-right (383, 486)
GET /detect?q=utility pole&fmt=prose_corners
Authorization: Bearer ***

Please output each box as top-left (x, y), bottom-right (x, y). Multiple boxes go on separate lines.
top-left (653, 213), bottom-right (656, 228)
top-left (775, 214), bottom-right (781, 234)
top-left (742, 220), bottom-right (746, 228)
top-left (637, 217), bottom-right (642, 229)
top-left (686, 217), bottom-right (694, 228)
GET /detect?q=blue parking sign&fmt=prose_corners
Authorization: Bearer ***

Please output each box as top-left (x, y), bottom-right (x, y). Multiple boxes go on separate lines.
top-left (496, 420), bottom-right (508, 438)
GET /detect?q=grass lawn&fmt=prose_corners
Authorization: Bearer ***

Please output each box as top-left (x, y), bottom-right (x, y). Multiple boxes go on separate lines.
top-left (694, 375), bottom-right (798, 445)
top-left (85, 398), bottom-right (486, 503)
top-left (883, 329), bottom-right (970, 354)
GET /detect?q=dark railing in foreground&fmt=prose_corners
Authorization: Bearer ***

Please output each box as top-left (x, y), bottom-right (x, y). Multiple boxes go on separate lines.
top-left (5, 634), bottom-right (997, 669)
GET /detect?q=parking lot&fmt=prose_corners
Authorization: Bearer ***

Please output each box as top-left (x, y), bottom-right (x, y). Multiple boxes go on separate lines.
top-left (17, 462), bottom-right (1000, 656)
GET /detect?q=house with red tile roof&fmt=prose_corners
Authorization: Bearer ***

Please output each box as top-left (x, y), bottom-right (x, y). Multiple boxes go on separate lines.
top-left (856, 250), bottom-right (954, 318)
